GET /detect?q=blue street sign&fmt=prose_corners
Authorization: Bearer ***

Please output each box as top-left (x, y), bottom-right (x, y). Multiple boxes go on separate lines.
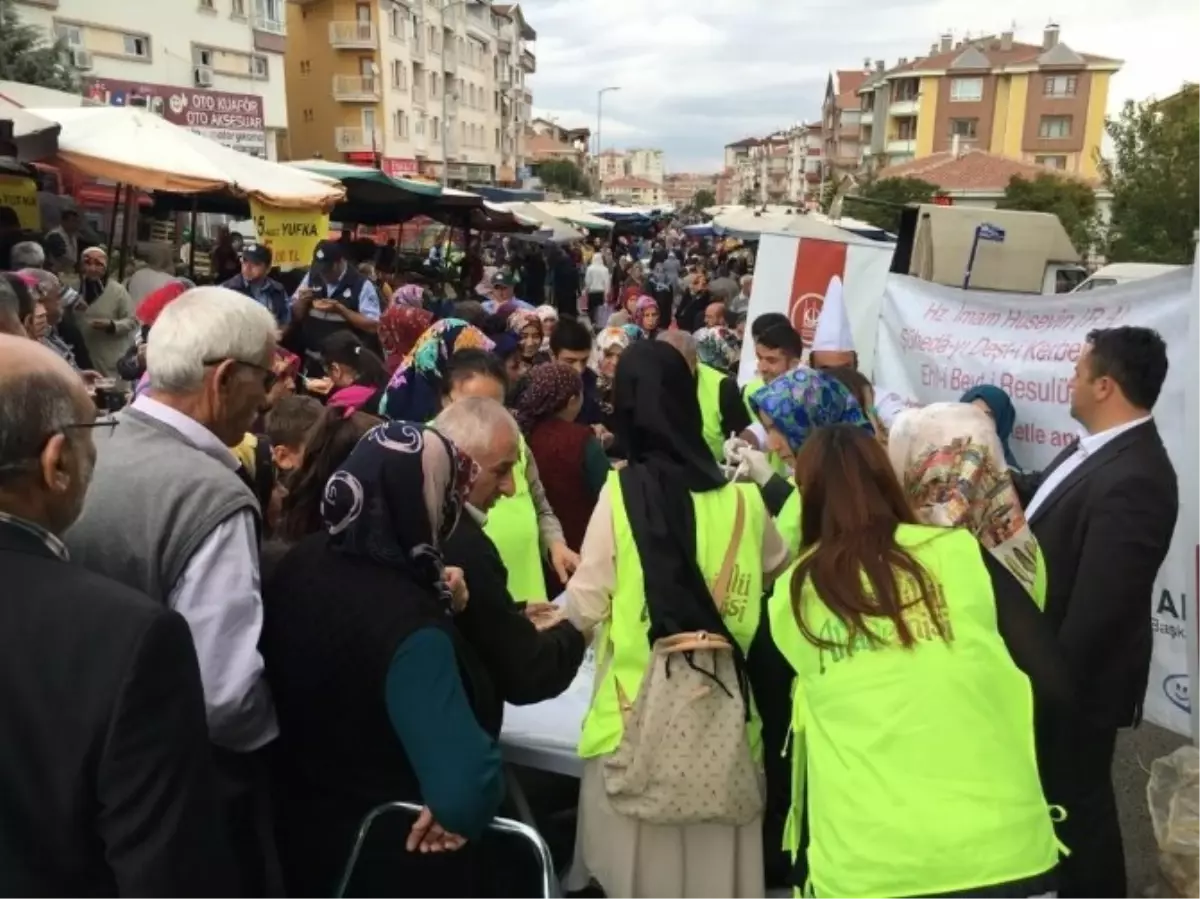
top-left (977, 222), bottom-right (1006, 242)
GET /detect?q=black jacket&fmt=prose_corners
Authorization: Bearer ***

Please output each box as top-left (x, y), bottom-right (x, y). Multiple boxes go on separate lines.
top-left (1014, 420), bottom-right (1179, 730)
top-left (0, 518), bottom-right (234, 896)
top-left (444, 511), bottom-right (585, 706)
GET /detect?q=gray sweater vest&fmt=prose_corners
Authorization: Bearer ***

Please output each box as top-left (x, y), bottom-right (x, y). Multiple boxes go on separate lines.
top-left (65, 406), bottom-right (260, 605)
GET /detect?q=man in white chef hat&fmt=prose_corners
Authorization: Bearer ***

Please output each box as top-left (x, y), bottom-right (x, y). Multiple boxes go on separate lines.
top-left (808, 274), bottom-right (910, 429)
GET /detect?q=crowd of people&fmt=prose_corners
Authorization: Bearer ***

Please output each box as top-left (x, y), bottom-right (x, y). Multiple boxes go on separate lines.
top-left (0, 214), bottom-right (1181, 899)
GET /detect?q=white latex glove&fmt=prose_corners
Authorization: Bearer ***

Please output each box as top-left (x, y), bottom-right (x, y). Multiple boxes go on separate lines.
top-left (729, 444), bottom-right (775, 487)
top-left (723, 435), bottom-right (751, 466)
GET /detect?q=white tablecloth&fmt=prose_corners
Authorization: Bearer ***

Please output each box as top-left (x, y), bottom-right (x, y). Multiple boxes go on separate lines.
top-left (500, 648), bottom-right (594, 778)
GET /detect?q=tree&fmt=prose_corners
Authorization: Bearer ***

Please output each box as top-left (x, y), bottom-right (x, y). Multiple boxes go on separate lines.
top-left (846, 176), bottom-right (938, 233)
top-left (692, 188), bottom-right (716, 211)
top-left (1101, 83), bottom-right (1199, 263)
top-left (0, 0), bottom-right (79, 92)
top-left (739, 188), bottom-right (756, 206)
top-left (535, 158), bottom-right (591, 196)
top-left (997, 172), bottom-right (1100, 256)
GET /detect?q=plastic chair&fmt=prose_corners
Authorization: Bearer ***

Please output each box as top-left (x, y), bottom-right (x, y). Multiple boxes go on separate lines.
top-left (333, 801), bottom-right (561, 897)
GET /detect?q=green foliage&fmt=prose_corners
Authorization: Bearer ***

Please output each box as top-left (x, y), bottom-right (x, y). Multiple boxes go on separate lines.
top-left (997, 172), bottom-right (1100, 256)
top-left (739, 188), bottom-right (756, 206)
top-left (1101, 83), bottom-right (1199, 264)
top-left (817, 178), bottom-right (836, 214)
top-left (536, 158), bottom-right (591, 196)
top-left (691, 188), bottom-right (716, 211)
top-left (0, 0), bottom-right (79, 92)
top-left (847, 177), bottom-right (938, 232)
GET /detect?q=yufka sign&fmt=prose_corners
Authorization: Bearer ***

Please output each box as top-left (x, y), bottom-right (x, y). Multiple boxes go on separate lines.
top-left (0, 175), bottom-right (40, 230)
top-left (250, 200), bottom-right (328, 270)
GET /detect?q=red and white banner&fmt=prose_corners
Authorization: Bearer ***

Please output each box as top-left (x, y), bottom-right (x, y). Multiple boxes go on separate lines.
top-left (874, 272), bottom-right (1198, 736)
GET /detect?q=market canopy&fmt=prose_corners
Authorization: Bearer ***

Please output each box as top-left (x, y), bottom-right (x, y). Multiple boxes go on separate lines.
top-left (495, 201), bottom-right (582, 242)
top-left (288, 159), bottom-right (441, 200)
top-left (711, 208), bottom-right (875, 243)
top-left (0, 100), bottom-right (58, 162)
top-left (534, 201), bottom-right (613, 230)
top-left (29, 106), bottom-right (344, 209)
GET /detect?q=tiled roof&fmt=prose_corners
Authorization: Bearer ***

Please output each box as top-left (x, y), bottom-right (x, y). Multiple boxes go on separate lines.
top-left (835, 70), bottom-right (867, 107)
top-left (726, 136), bottom-right (761, 148)
top-left (606, 177), bottom-right (659, 189)
top-left (887, 38), bottom-right (1120, 75)
top-left (881, 149), bottom-right (1097, 191)
top-left (526, 133), bottom-right (577, 158)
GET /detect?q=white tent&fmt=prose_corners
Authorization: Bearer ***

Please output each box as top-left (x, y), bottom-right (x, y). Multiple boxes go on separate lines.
top-left (713, 207), bottom-right (878, 244)
top-left (28, 106), bottom-right (344, 209)
top-left (495, 201), bottom-right (581, 242)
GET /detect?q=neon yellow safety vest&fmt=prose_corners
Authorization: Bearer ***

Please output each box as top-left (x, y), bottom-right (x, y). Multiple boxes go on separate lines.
top-left (741, 377), bottom-right (790, 477)
top-left (482, 436), bottom-right (547, 604)
top-left (696, 363), bottom-right (727, 462)
top-left (775, 486), bottom-right (802, 557)
top-left (578, 472), bottom-right (767, 760)
top-left (768, 525), bottom-right (1059, 898)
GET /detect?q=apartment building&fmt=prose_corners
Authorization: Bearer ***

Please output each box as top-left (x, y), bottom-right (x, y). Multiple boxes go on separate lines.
top-left (14, 0), bottom-right (287, 158)
top-left (594, 148), bottom-right (626, 183)
top-left (820, 69), bottom-right (867, 176)
top-left (789, 123), bottom-right (823, 205)
top-left (525, 117), bottom-right (588, 168)
top-left (283, 0), bottom-right (536, 184)
top-left (663, 172), bottom-right (720, 207)
top-left (626, 148), bottom-right (664, 185)
top-left (602, 177), bottom-right (664, 207)
top-left (856, 25), bottom-right (1120, 177)
top-left (722, 124), bottom-right (823, 206)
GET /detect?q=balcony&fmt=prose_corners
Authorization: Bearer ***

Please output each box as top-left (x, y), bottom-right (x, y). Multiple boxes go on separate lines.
top-left (889, 97), bottom-right (920, 116)
top-left (522, 88), bottom-right (532, 106)
top-left (252, 14), bottom-right (285, 35)
top-left (329, 21), bottom-right (376, 48)
top-left (410, 35), bottom-right (424, 58)
top-left (412, 84), bottom-right (426, 108)
top-left (413, 127), bottom-right (429, 155)
top-left (859, 110), bottom-right (873, 125)
top-left (335, 127), bottom-right (382, 153)
top-left (465, 7), bottom-right (490, 39)
top-left (332, 75), bottom-right (381, 102)
top-left (886, 138), bottom-right (916, 154)
top-left (497, 37), bottom-right (512, 54)
top-left (519, 49), bottom-right (535, 73)
top-left (443, 50), bottom-right (456, 72)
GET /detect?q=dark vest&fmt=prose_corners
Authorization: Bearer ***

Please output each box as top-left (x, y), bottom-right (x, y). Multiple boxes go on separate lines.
top-left (300, 267), bottom-right (368, 357)
top-left (526, 418), bottom-right (594, 554)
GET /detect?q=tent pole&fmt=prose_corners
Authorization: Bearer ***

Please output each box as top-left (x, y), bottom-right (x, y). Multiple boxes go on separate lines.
top-left (103, 183), bottom-right (122, 263)
top-left (116, 183), bottom-right (136, 281)
top-left (187, 196), bottom-right (199, 282)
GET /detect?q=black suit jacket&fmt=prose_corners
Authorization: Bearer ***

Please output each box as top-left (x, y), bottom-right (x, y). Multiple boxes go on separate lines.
top-left (444, 512), bottom-right (585, 706)
top-left (1015, 420), bottom-right (1179, 730)
top-left (0, 519), bottom-right (235, 897)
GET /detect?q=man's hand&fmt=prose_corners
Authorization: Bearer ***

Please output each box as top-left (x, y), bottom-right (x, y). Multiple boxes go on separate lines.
top-left (293, 287), bottom-right (315, 315)
top-left (78, 369), bottom-right (104, 385)
top-left (445, 566), bottom-right (469, 612)
top-left (312, 299), bottom-right (345, 318)
top-left (88, 318), bottom-right (112, 330)
top-left (406, 806), bottom-right (467, 854)
top-left (524, 601), bottom-right (564, 631)
top-left (548, 541), bottom-right (580, 584)
top-left (591, 423), bottom-right (614, 449)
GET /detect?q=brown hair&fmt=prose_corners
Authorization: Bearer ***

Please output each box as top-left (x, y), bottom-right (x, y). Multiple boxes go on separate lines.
top-left (789, 424), bottom-right (946, 652)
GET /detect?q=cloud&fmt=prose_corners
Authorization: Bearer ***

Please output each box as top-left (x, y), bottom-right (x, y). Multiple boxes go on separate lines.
top-left (519, 0), bottom-right (1200, 172)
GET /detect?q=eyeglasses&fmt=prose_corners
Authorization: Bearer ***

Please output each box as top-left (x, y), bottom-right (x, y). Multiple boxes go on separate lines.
top-left (203, 357), bottom-right (278, 391)
top-left (0, 418), bottom-right (118, 475)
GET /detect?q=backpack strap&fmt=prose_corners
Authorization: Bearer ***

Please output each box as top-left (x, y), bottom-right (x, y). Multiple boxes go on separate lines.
top-left (711, 489), bottom-right (745, 614)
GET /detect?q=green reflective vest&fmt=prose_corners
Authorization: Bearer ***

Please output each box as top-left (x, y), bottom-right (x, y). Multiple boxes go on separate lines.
top-left (482, 436), bottom-right (547, 604)
top-left (696, 363), bottom-right (727, 462)
top-left (768, 525), bottom-right (1059, 898)
top-left (775, 485), bottom-right (802, 557)
top-left (578, 472), bottom-right (767, 760)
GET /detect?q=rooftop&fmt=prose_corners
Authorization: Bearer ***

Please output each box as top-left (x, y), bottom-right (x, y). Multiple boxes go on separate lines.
top-left (606, 177), bottom-right (660, 189)
top-left (881, 149), bottom-right (1098, 192)
top-left (833, 69), bottom-right (868, 107)
top-left (885, 33), bottom-right (1120, 78)
top-left (526, 132), bottom-right (579, 159)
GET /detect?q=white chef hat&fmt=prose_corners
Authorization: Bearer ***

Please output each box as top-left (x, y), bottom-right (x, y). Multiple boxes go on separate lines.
top-left (810, 274), bottom-right (855, 353)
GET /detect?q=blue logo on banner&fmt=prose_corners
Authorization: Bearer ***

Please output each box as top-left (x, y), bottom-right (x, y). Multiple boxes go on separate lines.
top-left (1163, 673), bottom-right (1190, 713)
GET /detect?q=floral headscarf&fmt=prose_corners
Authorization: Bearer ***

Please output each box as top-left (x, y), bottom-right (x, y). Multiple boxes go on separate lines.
top-left (535, 304), bottom-right (559, 328)
top-left (321, 422), bottom-right (477, 607)
top-left (514, 362), bottom-right (583, 433)
top-left (751, 367), bottom-right (874, 453)
top-left (693, 326), bottom-right (741, 374)
top-left (380, 318), bottom-right (493, 422)
top-left (391, 283), bottom-right (425, 309)
top-left (378, 305), bottom-right (434, 372)
top-left (508, 308), bottom-right (542, 337)
top-left (633, 295), bottom-right (658, 329)
top-left (887, 402), bottom-right (1041, 598)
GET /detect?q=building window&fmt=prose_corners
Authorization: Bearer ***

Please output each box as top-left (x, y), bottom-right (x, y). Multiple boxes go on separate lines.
top-left (1035, 155), bottom-right (1068, 170)
top-left (949, 77), bottom-right (983, 102)
top-left (302, 108), bottom-right (314, 123)
top-left (392, 59), bottom-right (407, 89)
top-left (431, 116), bottom-right (440, 142)
top-left (394, 110), bottom-right (408, 138)
top-left (199, 0), bottom-right (215, 10)
top-left (948, 118), bottom-right (978, 138)
top-left (250, 54), bottom-right (268, 79)
top-left (194, 47), bottom-right (213, 66)
top-left (231, 0), bottom-right (246, 17)
top-left (55, 23), bottom-right (83, 46)
top-left (1043, 75), bottom-right (1077, 97)
top-left (123, 34), bottom-right (150, 58)
top-left (298, 59), bottom-right (311, 74)
top-left (1038, 115), bottom-right (1072, 139)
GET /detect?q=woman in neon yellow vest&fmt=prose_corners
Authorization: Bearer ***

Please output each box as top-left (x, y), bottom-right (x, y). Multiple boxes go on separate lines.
top-left (768, 425), bottom-right (1071, 898)
top-left (564, 341), bottom-right (792, 899)
top-left (887, 402), bottom-right (1048, 608)
top-left (660, 329), bottom-right (754, 463)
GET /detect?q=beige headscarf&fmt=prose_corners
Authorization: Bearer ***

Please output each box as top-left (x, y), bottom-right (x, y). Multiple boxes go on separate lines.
top-left (887, 402), bottom-right (1040, 597)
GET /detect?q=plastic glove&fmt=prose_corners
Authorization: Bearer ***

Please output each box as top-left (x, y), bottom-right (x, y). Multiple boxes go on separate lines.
top-left (729, 445), bottom-right (775, 487)
top-left (723, 435), bottom-right (751, 466)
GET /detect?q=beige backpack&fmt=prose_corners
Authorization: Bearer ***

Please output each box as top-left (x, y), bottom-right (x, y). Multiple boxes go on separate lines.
top-left (602, 492), bottom-right (764, 827)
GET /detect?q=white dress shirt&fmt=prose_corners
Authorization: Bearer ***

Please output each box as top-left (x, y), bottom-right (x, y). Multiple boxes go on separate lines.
top-left (1024, 415), bottom-right (1153, 521)
top-left (131, 396), bottom-right (279, 752)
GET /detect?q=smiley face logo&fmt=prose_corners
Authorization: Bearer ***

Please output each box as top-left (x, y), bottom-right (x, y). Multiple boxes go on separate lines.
top-left (1163, 673), bottom-right (1190, 713)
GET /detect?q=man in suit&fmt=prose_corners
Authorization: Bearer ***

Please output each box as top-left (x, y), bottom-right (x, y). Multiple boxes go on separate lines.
top-left (0, 335), bottom-right (234, 896)
top-left (1014, 326), bottom-right (1179, 898)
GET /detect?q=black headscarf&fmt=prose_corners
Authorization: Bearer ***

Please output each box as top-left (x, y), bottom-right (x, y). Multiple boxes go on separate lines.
top-left (612, 341), bottom-right (740, 647)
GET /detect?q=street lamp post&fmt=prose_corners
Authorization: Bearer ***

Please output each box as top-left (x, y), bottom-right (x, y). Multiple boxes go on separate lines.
top-left (595, 85), bottom-right (620, 188)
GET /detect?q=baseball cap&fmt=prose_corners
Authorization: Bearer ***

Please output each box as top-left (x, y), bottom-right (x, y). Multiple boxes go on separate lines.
top-left (242, 243), bottom-right (272, 266)
top-left (491, 270), bottom-right (515, 288)
top-left (312, 240), bottom-right (345, 268)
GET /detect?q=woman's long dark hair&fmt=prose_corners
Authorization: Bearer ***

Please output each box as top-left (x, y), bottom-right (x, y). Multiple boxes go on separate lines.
top-left (276, 407), bottom-right (376, 542)
top-left (321, 331), bottom-right (389, 389)
top-left (790, 424), bottom-right (946, 652)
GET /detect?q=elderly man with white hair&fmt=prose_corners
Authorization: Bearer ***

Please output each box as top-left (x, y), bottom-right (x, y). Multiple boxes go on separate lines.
top-left (66, 285), bottom-right (280, 894)
top-left (8, 239), bottom-right (45, 270)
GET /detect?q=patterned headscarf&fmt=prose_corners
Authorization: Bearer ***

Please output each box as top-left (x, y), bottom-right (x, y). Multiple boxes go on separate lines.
top-left (535, 304), bottom-right (559, 328)
top-left (693, 326), bottom-right (741, 374)
top-left (887, 402), bottom-right (1040, 597)
top-left (321, 422), bottom-right (478, 607)
top-left (391, 283), bottom-right (425, 309)
top-left (633, 295), bottom-right (658, 330)
top-left (508, 308), bottom-right (542, 337)
top-left (378, 305), bottom-right (434, 372)
top-left (380, 318), bottom-right (493, 422)
top-left (751, 366), bottom-right (874, 453)
top-left (514, 362), bottom-right (583, 433)
top-left (596, 325), bottom-right (634, 355)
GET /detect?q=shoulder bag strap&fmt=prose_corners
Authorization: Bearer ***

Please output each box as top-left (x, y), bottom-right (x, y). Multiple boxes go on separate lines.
top-left (711, 489), bottom-right (745, 613)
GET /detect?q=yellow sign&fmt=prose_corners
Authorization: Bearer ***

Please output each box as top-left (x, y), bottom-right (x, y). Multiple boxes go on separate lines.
top-left (249, 200), bottom-right (328, 271)
top-left (0, 175), bottom-right (41, 231)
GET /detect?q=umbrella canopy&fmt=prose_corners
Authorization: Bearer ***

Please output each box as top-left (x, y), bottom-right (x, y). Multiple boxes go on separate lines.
top-left (495, 201), bottom-right (581, 242)
top-left (0, 99), bottom-right (59, 162)
top-left (288, 159), bottom-right (441, 199)
top-left (30, 106), bottom-right (344, 209)
top-left (712, 208), bottom-right (872, 243)
top-left (534, 201), bottom-right (613, 230)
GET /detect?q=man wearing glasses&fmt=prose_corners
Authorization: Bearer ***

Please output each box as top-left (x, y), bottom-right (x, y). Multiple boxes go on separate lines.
top-left (66, 285), bottom-right (281, 895)
top-left (0, 335), bottom-right (234, 895)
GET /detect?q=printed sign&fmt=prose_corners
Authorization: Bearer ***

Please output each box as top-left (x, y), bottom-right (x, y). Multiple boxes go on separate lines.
top-left (84, 78), bottom-right (267, 156)
top-left (0, 175), bottom-right (41, 230)
top-left (249, 199), bottom-right (328, 271)
top-left (874, 272), bottom-right (1197, 736)
top-left (788, 237), bottom-right (847, 345)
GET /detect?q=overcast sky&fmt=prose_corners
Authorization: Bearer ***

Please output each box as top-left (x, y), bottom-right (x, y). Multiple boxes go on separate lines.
top-left (522, 0), bottom-right (1199, 173)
